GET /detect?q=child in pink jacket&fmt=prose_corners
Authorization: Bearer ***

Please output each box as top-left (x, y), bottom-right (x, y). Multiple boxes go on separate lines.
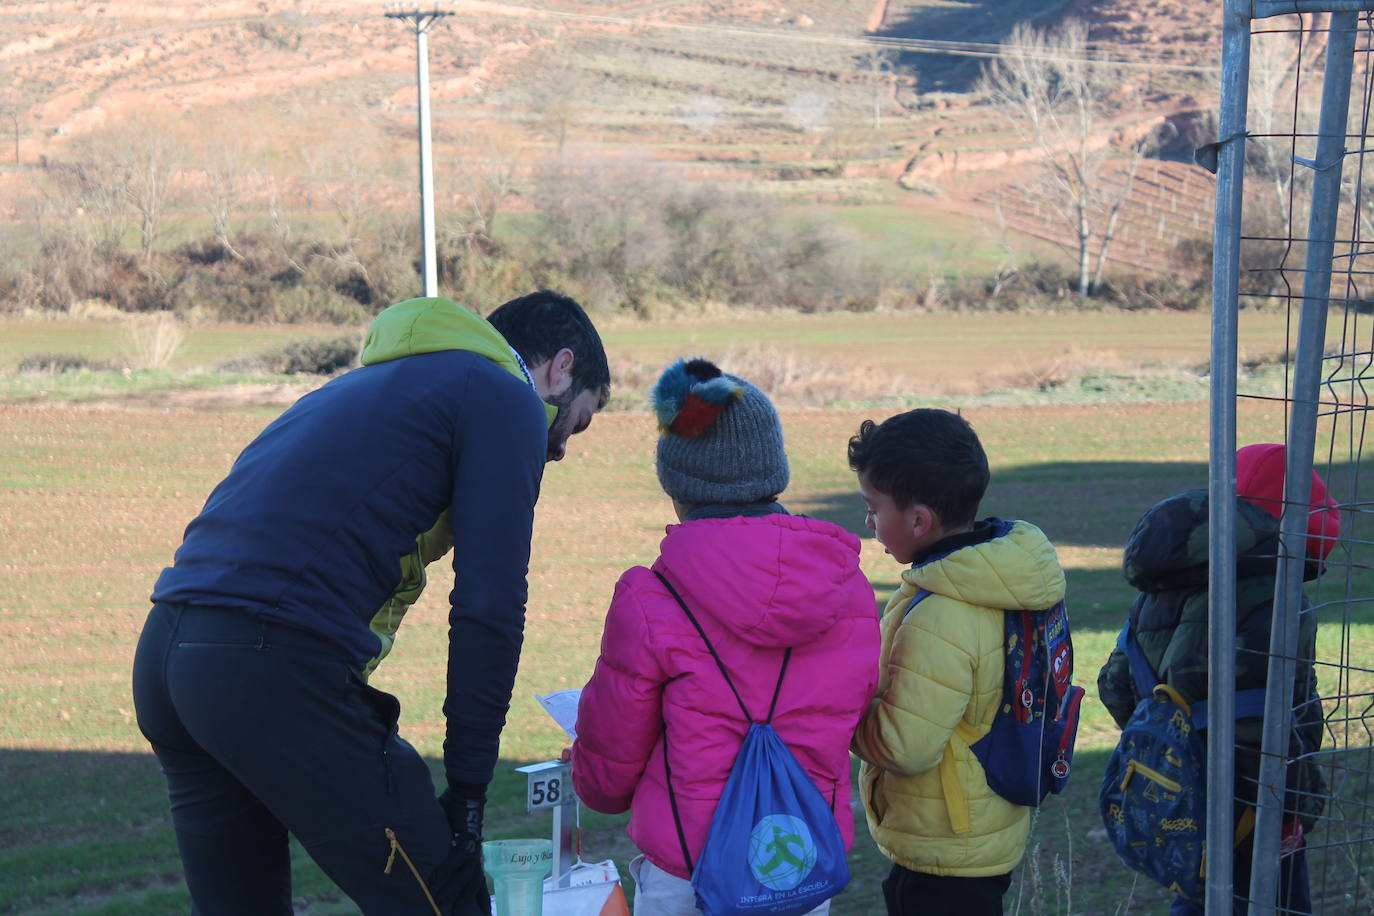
top-left (570, 358), bottom-right (881, 915)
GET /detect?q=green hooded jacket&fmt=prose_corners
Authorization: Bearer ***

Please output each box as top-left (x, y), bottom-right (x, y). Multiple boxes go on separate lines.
top-left (357, 297), bottom-right (555, 678)
top-left (1097, 489), bottom-right (1327, 828)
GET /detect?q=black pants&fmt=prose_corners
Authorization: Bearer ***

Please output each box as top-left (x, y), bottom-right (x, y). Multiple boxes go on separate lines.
top-left (882, 863), bottom-right (1013, 916)
top-left (132, 603), bottom-right (454, 914)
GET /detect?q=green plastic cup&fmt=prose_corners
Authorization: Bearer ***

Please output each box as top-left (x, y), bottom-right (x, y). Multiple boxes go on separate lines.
top-left (482, 838), bottom-right (553, 916)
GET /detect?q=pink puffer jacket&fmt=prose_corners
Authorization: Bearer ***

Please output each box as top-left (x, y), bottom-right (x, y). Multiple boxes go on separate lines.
top-left (571, 513), bottom-right (880, 879)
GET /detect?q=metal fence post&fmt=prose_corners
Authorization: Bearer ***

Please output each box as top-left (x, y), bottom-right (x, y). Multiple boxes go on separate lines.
top-left (1247, 12), bottom-right (1359, 915)
top-left (1208, 2), bottom-right (1253, 912)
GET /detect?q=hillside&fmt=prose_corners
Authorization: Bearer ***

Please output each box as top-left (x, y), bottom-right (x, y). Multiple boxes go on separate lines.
top-left (0, 0), bottom-right (1223, 274)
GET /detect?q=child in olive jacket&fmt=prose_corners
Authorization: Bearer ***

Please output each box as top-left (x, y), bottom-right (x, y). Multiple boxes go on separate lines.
top-left (1097, 443), bottom-right (1339, 916)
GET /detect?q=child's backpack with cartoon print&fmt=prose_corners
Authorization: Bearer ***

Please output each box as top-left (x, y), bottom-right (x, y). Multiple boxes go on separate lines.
top-left (1098, 621), bottom-right (1265, 900)
top-left (906, 584), bottom-right (1085, 807)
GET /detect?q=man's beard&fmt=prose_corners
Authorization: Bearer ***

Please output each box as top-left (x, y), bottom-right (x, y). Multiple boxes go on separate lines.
top-left (545, 387), bottom-right (577, 461)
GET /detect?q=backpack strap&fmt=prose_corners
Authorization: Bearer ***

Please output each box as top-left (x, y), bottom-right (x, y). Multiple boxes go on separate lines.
top-left (1191, 690), bottom-right (1267, 731)
top-left (766, 649), bottom-right (793, 724)
top-left (1117, 620), bottom-right (1168, 698)
top-left (1042, 601), bottom-right (1072, 706)
top-left (651, 568), bottom-right (794, 876)
top-left (1117, 621), bottom-right (1268, 730)
top-left (1013, 610), bottom-right (1036, 723)
top-left (661, 730), bottom-right (694, 874)
top-left (902, 588), bottom-right (932, 620)
top-left (653, 569), bottom-right (754, 721)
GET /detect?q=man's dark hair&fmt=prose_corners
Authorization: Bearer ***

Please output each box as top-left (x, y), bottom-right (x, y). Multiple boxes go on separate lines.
top-left (847, 408), bottom-right (990, 528)
top-left (487, 290), bottom-right (611, 407)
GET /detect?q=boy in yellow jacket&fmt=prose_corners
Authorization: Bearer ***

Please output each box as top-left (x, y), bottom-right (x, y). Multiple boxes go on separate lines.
top-left (847, 409), bottom-right (1066, 916)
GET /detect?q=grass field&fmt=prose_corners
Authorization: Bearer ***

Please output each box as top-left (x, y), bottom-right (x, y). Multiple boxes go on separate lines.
top-left (0, 306), bottom-right (1334, 411)
top-left (1, 313), bottom-right (1371, 914)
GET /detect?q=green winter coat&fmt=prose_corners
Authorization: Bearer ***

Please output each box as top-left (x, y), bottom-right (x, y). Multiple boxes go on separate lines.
top-left (1096, 489), bottom-right (1326, 828)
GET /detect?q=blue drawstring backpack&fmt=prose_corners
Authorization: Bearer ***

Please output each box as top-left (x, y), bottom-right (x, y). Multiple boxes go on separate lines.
top-left (655, 571), bottom-right (849, 916)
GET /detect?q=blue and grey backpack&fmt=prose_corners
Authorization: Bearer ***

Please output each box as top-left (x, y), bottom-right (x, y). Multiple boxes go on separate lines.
top-left (656, 571), bottom-right (849, 916)
top-left (1098, 621), bottom-right (1265, 900)
top-left (904, 586), bottom-right (1084, 807)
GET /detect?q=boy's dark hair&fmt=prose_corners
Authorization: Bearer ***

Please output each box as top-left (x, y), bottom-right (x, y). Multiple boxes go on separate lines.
top-left (488, 290), bottom-right (611, 407)
top-left (847, 408), bottom-right (990, 528)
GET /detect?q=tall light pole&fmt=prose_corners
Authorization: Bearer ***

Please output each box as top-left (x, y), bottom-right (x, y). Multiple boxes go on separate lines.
top-left (384, 3), bottom-right (452, 298)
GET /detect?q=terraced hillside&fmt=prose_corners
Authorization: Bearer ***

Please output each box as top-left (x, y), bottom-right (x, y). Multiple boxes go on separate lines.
top-left (0, 0), bottom-right (1224, 271)
top-left (977, 160), bottom-right (1217, 276)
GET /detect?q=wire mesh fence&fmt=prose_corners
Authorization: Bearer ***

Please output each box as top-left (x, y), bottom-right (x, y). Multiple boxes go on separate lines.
top-left (1214, 4), bottom-right (1374, 913)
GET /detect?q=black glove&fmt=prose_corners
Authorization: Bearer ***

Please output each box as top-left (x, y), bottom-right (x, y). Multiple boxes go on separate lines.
top-left (431, 782), bottom-right (491, 916)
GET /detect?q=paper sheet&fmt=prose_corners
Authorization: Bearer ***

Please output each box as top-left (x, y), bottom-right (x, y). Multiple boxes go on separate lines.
top-left (536, 689), bottom-right (581, 740)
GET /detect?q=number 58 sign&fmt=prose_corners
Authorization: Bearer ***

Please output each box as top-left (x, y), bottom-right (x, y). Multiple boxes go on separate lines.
top-left (516, 760), bottom-right (576, 812)
top-left (530, 774), bottom-right (564, 808)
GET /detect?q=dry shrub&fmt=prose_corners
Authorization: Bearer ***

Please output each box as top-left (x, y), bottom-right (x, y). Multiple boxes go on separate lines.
top-left (984, 345), bottom-right (1213, 394)
top-left (218, 335), bottom-right (361, 376)
top-left (17, 352), bottom-right (118, 374)
top-left (24, 233), bottom-right (142, 312)
top-left (168, 234), bottom-right (372, 325)
top-left (120, 313), bottom-right (186, 369)
top-left (1097, 239), bottom-right (1211, 312)
top-left (993, 346), bottom-right (1133, 392)
top-left (525, 153), bottom-right (876, 314)
top-left (987, 262), bottom-right (1078, 305)
top-left (68, 300), bottom-right (131, 321)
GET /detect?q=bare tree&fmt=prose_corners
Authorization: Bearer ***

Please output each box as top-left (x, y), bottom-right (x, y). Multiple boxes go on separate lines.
top-left (441, 124), bottom-right (523, 258)
top-left (298, 117), bottom-right (393, 276)
top-left (979, 192), bottom-right (1025, 299)
top-left (1246, 25), bottom-right (1326, 224)
top-left (785, 88), bottom-right (878, 178)
top-left (259, 169), bottom-right (308, 274)
top-left (188, 106), bottom-right (260, 261)
top-left (523, 61), bottom-right (586, 155)
top-left (0, 87), bottom-right (21, 166)
top-left (819, 89), bottom-right (879, 177)
top-left (297, 113), bottom-right (411, 302)
top-left (48, 148), bottom-right (131, 249)
top-left (857, 46), bottom-right (898, 130)
top-left (65, 109), bottom-right (184, 258)
top-left (120, 110), bottom-right (183, 258)
top-left (977, 20), bottom-right (1157, 295)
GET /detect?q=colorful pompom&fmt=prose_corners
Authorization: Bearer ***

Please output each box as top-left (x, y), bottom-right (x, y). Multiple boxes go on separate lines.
top-left (652, 358), bottom-right (742, 439)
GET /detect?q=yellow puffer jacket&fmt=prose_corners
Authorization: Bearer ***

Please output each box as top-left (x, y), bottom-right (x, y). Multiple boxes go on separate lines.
top-left (853, 519), bottom-right (1066, 877)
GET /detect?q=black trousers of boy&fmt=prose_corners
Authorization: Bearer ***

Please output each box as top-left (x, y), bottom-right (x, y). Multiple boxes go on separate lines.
top-left (132, 603), bottom-right (465, 915)
top-left (882, 863), bottom-right (1013, 916)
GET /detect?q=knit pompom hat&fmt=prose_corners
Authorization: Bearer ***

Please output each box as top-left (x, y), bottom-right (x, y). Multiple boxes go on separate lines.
top-left (1236, 442), bottom-right (1341, 562)
top-left (652, 358), bottom-right (789, 505)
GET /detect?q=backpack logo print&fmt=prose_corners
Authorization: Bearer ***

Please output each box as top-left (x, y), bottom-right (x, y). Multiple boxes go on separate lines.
top-left (747, 814), bottom-right (818, 891)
